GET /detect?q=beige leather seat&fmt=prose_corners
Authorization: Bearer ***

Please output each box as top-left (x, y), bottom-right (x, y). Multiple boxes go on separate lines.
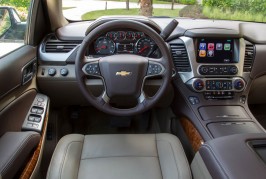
top-left (47, 133), bottom-right (191, 179)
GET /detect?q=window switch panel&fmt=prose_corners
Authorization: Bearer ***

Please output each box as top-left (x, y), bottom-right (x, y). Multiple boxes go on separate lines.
top-left (22, 94), bottom-right (49, 133)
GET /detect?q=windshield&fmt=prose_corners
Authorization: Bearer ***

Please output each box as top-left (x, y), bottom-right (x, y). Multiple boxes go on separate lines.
top-left (62, 0), bottom-right (266, 22)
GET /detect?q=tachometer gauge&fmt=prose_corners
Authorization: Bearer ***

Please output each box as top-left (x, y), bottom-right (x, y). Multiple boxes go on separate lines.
top-left (94, 37), bottom-right (115, 55)
top-left (106, 31), bottom-right (117, 40)
top-left (135, 37), bottom-right (155, 56)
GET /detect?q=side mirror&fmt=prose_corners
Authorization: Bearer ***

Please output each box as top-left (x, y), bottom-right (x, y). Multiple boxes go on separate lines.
top-left (0, 8), bottom-right (12, 38)
top-left (0, 7), bottom-right (26, 40)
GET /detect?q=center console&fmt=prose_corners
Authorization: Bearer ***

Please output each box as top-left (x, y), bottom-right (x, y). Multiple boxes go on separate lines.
top-left (170, 35), bottom-right (265, 141)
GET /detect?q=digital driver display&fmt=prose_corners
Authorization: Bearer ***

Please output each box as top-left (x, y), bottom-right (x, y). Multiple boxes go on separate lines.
top-left (196, 38), bottom-right (235, 63)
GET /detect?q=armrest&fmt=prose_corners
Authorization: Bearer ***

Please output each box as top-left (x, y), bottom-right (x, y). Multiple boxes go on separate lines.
top-left (192, 133), bottom-right (266, 179)
top-left (0, 132), bottom-right (40, 179)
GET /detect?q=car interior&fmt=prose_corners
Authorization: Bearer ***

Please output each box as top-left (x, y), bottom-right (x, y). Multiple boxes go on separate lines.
top-left (1, 0), bottom-right (266, 179)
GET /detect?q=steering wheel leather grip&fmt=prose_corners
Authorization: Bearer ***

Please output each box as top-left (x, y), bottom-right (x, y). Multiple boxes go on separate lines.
top-left (75, 20), bottom-right (172, 116)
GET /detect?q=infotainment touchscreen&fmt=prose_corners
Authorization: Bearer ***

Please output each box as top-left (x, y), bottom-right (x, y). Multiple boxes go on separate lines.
top-left (196, 38), bottom-right (235, 63)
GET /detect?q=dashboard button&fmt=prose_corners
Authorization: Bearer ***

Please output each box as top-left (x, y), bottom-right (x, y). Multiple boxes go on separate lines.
top-left (229, 66), bottom-right (238, 75)
top-left (60, 68), bottom-right (68, 76)
top-left (48, 68), bottom-right (56, 76)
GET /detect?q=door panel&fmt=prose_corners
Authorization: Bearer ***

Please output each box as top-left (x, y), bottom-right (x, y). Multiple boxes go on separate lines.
top-left (0, 45), bottom-right (37, 136)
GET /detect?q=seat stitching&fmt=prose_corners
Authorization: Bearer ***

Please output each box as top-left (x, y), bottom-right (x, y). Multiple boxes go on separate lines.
top-left (155, 134), bottom-right (164, 179)
top-left (81, 156), bottom-right (158, 160)
top-left (174, 138), bottom-right (193, 179)
top-left (58, 141), bottom-right (83, 179)
top-left (76, 136), bottom-right (84, 179)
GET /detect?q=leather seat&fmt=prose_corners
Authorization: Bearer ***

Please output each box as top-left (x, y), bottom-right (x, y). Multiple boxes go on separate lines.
top-left (47, 133), bottom-right (191, 179)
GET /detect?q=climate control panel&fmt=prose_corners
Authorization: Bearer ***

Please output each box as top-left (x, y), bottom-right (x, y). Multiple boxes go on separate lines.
top-left (188, 78), bottom-right (246, 92)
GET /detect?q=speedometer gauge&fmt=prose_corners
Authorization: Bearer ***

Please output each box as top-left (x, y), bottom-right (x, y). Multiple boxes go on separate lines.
top-left (94, 37), bottom-right (115, 55)
top-left (135, 37), bottom-right (155, 56)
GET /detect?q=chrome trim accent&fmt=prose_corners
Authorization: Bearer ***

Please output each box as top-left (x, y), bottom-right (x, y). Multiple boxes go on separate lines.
top-left (102, 91), bottom-right (110, 103)
top-left (138, 92), bottom-right (146, 104)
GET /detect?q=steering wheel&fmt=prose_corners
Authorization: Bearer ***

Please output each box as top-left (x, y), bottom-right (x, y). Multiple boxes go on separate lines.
top-left (75, 20), bottom-right (172, 116)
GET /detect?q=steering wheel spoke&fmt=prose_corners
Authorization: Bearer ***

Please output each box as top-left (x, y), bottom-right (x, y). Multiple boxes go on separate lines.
top-left (146, 57), bottom-right (165, 77)
top-left (82, 60), bottom-right (102, 77)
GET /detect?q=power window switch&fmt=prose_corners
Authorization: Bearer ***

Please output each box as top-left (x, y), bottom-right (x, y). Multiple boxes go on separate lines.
top-left (26, 123), bottom-right (33, 127)
top-left (31, 107), bottom-right (37, 113)
top-left (32, 124), bottom-right (39, 128)
top-left (37, 109), bottom-right (44, 114)
top-left (28, 116), bottom-right (35, 121)
top-left (34, 117), bottom-right (41, 122)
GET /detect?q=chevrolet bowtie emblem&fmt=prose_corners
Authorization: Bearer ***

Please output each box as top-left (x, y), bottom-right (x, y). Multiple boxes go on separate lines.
top-left (116, 71), bottom-right (132, 77)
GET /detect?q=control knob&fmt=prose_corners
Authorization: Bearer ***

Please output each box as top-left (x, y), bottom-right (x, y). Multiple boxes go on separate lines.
top-left (193, 79), bottom-right (204, 91)
top-left (234, 79), bottom-right (245, 90)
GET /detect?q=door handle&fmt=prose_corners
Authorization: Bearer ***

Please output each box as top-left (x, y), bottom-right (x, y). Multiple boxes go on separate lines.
top-left (22, 59), bottom-right (36, 85)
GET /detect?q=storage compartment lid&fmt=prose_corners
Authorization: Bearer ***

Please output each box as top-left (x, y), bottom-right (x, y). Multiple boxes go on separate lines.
top-left (199, 106), bottom-right (250, 121)
top-left (207, 122), bottom-right (262, 138)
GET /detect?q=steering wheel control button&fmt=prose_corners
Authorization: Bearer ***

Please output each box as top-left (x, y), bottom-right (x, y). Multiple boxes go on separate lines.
top-left (193, 79), bottom-right (204, 91)
top-left (60, 68), bottom-right (68, 76)
top-left (48, 68), bottom-right (56, 76)
top-left (84, 63), bottom-right (101, 76)
top-left (147, 63), bottom-right (163, 76)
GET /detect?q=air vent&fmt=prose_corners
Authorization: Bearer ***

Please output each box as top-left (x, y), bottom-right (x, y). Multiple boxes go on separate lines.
top-left (170, 43), bottom-right (191, 72)
top-left (44, 35), bottom-right (80, 53)
top-left (244, 44), bottom-right (255, 72)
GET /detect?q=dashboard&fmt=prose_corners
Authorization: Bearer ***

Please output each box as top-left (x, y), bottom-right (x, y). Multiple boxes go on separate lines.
top-left (37, 16), bottom-right (266, 107)
top-left (88, 29), bottom-right (161, 58)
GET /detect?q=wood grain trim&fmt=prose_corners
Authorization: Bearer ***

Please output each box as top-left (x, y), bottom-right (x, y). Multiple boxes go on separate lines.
top-left (180, 117), bottom-right (204, 152)
top-left (19, 110), bottom-right (49, 179)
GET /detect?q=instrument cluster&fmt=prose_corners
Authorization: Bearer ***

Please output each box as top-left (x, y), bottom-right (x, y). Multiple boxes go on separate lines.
top-left (91, 30), bottom-right (161, 58)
